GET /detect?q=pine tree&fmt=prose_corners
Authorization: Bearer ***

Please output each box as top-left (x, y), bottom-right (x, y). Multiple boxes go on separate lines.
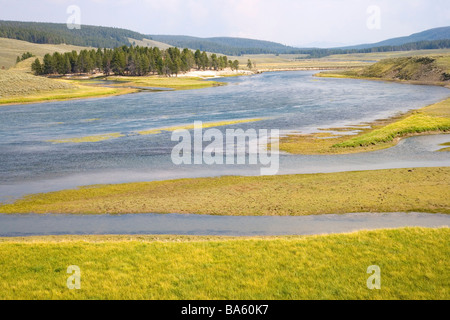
top-left (31, 58), bottom-right (43, 75)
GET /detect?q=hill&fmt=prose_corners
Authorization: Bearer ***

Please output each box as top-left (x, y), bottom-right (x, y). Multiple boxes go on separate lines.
top-left (149, 35), bottom-right (297, 56)
top-left (319, 55), bottom-right (450, 84)
top-left (0, 37), bottom-right (91, 69)
top-left (343, 26), bottom-right (450, 49)
top-left (0, 20), bottom-right (146, 48)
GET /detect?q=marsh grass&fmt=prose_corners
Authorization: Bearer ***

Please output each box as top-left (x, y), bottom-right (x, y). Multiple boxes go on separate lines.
top-left (0, 228), bottom-right (447, 300)
top-left (138, 118), bottom-right (265, 135)
top-left (105, 76), bottom-right (224, 90)
top-left (437, 141), bottom-right (450, 152)
top-left (279, 97), bottom-right (450, 154)
top-left (47, 133), bottom-right (125, 144)
top-left (0, 167), bottom-right (448, 215)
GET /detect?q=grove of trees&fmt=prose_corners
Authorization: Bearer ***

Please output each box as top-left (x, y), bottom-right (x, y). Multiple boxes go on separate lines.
top-left (31, 46), bottom-right (240, 77)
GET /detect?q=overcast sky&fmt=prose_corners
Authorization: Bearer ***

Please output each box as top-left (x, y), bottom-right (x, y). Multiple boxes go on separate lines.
top-left (1, 0), bottom-right (449, 47)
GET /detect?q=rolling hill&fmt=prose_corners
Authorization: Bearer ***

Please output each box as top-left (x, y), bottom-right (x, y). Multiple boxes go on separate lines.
top-left (149, 35), bottom-right (297, 56)
top-left (0, 20), bottom-right (146, 48)
top-left (342, 26), bottom-right (450, 49)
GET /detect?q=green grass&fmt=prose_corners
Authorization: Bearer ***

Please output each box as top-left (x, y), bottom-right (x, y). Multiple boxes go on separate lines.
top-left (105, 75), bottom-right (225, 90)
top-left (0, 167), bottom-right (448, 215)
top-left (0, 228), bottom-right (447, 299)
top-left (279, 96), bottom-right (450, 155)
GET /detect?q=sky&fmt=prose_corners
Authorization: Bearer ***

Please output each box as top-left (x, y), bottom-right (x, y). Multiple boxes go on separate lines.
top-left (0, 0), bottom-right (449, 47)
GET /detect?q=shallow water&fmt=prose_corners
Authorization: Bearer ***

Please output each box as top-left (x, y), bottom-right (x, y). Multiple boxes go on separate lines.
top-left (0, 212), bottom-right (448, 237)
top-left (0, 71), bottom-right (449, 202)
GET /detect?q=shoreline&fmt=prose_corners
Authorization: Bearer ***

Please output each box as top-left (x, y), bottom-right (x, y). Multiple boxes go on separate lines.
top-left (316, 71), bottom-right (450, 88)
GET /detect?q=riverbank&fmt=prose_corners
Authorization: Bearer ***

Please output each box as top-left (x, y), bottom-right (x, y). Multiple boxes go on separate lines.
top-left (1, 167), bottom-right (448, 215)
top-left (0, 69), bottom-right (138, 106)
top-left (0, 227), bottom-right (447, 299)
top-left (0, 70), bottom-right (227, 106)
top-left (279, 96), bottom-right (450, 155)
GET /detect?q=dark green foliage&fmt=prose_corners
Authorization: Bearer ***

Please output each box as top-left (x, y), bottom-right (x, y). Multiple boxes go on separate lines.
top-left (0, 20), bottom-right (146, 48)
top-left (151, 34), bottom-right (450, 57)
top-left (31, 58), bottom-right (43, 75)
top-left (35, 45), bottom-right (229, 76)
top-left (16, 52), bottom-right (34, 63)
top-left (441, 73), bottom-right (450, 81)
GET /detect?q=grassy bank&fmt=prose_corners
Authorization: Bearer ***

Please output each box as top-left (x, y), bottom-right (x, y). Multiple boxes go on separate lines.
top-left (316, 55), bottom-right (450, 85)
top-left (0, 167), bottom-right (448, 215)
top-left (279, 96), bottom-right (450, 154)
top-left (0, 69), bottom-right (137, 105)
top-left (0, 228), bottom-right (447, 300)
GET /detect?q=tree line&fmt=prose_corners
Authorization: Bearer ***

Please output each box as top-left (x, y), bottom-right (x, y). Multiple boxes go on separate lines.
top-left (31, 46), bottom-right (240, 77)
top-left (0, 20), bottom-right (146, 48)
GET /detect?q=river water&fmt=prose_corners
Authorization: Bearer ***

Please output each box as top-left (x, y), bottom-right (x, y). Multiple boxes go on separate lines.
top-left (0, 212), bottom-right (448, 237)
top-left (0, 71), bottom-right (449, 202)
top-left (0, 71), bottom-right (449, 236)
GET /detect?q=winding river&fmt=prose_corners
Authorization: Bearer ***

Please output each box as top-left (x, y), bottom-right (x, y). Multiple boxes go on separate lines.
top-left (0, 71), bottom-right (449, 236)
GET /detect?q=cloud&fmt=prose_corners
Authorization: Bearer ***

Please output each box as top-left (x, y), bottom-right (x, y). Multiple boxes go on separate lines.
top-left (0, 0), bottom-right (448, 46)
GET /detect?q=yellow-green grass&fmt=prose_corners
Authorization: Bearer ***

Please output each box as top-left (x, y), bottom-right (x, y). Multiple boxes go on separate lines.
top-left (44, 118), bottom-right (265, 144)
top-left (233, 50), bottom-right (450, 71)
top-left (326, 49), bottom-right (450, 62)
top-left (0, 69), bottom-right (137, 105)
top-left (0, 167), bottom-right (448, 215)
top-left (316, 55), bottom-right (450, 85)
top-left (0, 69), bottom-right (73, 96)
top-left (105, 75), bottom-right (224, 90)
top-left (138, 118), bottom-right (265, 135)
top-left (437, 142), bottom-right (450, 152)
top-left (0, 84), bottom-right (137, 105)
top-left (0, 228), bottom-right (448, 300)
top-left (279, 97), bottom-right (450, 155)
top-left (47, 133), bottom-right (125, 144)
top-left (128, 37), bottom-right (173, 50)
top-left (0, 37), bottom-right (91, 69)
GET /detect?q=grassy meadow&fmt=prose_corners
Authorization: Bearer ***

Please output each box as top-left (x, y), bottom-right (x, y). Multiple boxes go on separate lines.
top-left (234, 49), bottom-right (450, 71)
top-left (0, 37), bottom-right (90, 69)
top-left (0, 69), bottom-right (138, 105)
top-left (0, 167), bottom-right (448, 215)
top-left (0, 228), bottom-right (447, 300)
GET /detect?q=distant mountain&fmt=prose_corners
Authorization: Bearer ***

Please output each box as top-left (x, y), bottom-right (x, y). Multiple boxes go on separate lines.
top-left (0, 20), bottom-right (449, 58)
top-left (149, 35), bottom-right (298, 56)
top-left (0, 20), bottom-right (147, 48)
top-left (342, 26), bottom-right (450, 50)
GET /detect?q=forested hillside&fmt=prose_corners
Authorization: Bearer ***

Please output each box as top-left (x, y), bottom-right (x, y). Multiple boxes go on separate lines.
top-left (1, 20), bottom-right (449, 58)
top-left (149, 35), bottom-right (297, 55)
top-left (0, 20), bottom-right (145, 48)
top-left (342, 26), bottom-right (450, 49)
